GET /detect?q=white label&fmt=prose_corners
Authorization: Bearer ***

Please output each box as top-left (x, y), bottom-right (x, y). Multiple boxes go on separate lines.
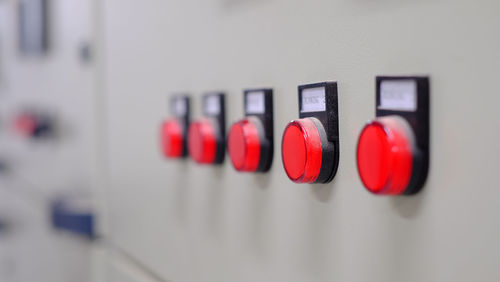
top-left (301, 87), bottom-right (326, 113)
top-left (204, 95), bottom-right (220, 115)
top-left (173, 97), bottom-right (187, 116)
top-left (245, 91), bottom-right (265, 114)
top-left (379, 80), bottom-right (417, 111)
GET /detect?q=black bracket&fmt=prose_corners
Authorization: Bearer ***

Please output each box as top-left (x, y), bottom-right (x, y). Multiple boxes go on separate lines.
top-left (298, 82), bottom-right (340, 183)
top-left (169, 95), bottom-right (190, 157)
top-left (375, 76), bottom-right (430, 194)
top-left (202, 92), bottom-right (226, 164)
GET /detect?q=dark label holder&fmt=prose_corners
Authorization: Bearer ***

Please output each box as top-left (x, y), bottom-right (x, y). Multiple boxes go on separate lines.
top-left (298, 82), bottom-right (340, 183)
top-left (375, 76), bottom-right (430, 195)
top-left (202, 93), bottom-right (226, 164)
top-left (169, 95), bottom-right (190, 157)
top-left (243, 88), bottom-right (274, 172)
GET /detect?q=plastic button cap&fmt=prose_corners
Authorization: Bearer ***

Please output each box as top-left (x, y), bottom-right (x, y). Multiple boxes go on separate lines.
top-left (281, 118), bottom-right (323, 183)
top-left (160, 119), bottom-right (183, 158)
top-left (188, 119), bottom-right (217, 164)
top-left (228, 118), bottom-right (261, 172)
top-left (356, 116), bottom-right (415, 195)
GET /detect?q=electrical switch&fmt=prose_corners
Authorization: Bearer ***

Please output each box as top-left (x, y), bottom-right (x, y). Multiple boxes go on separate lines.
top-left (227, 89), bottom-right (273, 172)
top-left (188, 93), bottom-right (226, 164)
top-left (160, 96), bottom-right (190, 158)
top-left (281, 82), bottom-right (340, 184)
top-left (13, 111), bottom-right (55, 139)
top-left (356, 76), bottom-right (430, 195)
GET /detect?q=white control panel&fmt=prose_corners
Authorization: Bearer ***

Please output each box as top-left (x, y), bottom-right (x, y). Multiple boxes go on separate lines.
top-left (2, 0), bottom-right (500, 282)
top-left (100, 1), bottom-right (500, 281)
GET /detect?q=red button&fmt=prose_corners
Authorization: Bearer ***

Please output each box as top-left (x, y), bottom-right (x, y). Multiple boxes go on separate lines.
top-left (356, 117), bottom-right (414, 195)
top-left (160, 119), bottom-right (183, 158)
top-left (188, 119), bottom-right (217, 164)
top-left (13, 114), bottom-right (37, 137)
top-left (228, 118), bottom-right (261, 172)
top-left (281, 118), bottom-right (323, 183)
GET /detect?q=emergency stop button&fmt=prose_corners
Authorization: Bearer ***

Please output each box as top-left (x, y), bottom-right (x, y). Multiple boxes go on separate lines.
top-left (188, 93), bottom-right (225, 165)
top-left (281, 82), bottom-right (339, 184)
top-left (227, 89), bottom-right (273, 172)
top-left (356, 77), bottom-right (430, 195)
top-left (159, 96), bottom-right (189, 159)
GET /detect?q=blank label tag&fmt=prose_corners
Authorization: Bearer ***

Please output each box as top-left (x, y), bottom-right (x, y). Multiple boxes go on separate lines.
top-left (204, 95), bottom-right (220, 115)
top-left (246, 91), bottom-right (265, 114)
top-left (301, 87), bottom-right (326, 113)
top-left (172, 98), bottom-right (186, 116)
top-left (379, 80), bottom-right (417, 111)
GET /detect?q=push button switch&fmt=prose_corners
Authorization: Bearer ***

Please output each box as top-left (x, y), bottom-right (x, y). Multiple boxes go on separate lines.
top-left (228, 118), bottom-right (261, 171)
top-left (161, 119), bottom-right (184, 158)
top-left (160, 96), bottom-right (189, 159)
top-left (188, 118), bottom-right (218, 163)
top-left (188, 93), bottom-right (225, 165)
top-left (356, 77), bottom-right (429, 195)
top-left (357, 117), bottom-right (414, 194)
top-left (13, 111), bottom-right (55, 139)
top-left (227, 89), bottom-right (273, 172)
top-left (281, 82), bottom-right (340, 184)
top-left (282, 118), bottom-right (324, 182)
top-left (14, 113), bottom-right (37, 137)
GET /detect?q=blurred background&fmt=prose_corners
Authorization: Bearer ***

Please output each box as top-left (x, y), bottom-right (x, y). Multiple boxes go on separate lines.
top-left (0, 0), bottom-right (499, 282)
top-left (0, 0), bottom-right (101, 281)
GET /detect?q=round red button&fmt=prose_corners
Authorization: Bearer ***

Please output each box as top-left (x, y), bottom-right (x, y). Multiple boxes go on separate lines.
top-left (228, 119), bottom-right (261, 172)
top-left (188, 119), bottom-right (217, 164)
top-left (281, 118), bottom-right (323, 183)
top-left (160, 119), bottom-right (183, 158)
top-left (356, 117), bottom-right (414, 195)
top-left (13, 114), bottom-right (37, 137)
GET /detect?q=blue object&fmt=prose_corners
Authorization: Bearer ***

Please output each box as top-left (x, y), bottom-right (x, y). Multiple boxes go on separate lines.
top-left (50, 199), bottom-right (95, 239)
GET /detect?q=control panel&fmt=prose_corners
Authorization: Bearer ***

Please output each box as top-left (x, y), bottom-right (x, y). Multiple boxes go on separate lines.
top-left (5, 0), bottom-right (493, 282)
